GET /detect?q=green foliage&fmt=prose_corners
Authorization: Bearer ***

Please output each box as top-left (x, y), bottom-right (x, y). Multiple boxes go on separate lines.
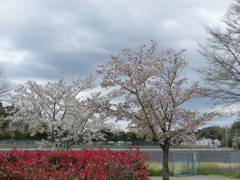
top-left (197, 163), bottom-right (240, 179)
top-left (232, 137), bottom-right (240, 149)
top-left (197, 169), bottom-right (240, 179)
top-left (29, 132), bottom-right (48, 140)
top-left (147, 162), bottom-right (174, 177)
top-left (218, 121), bottom-right (240, 148)
top-left (0, 103), bottom-right (14, 117)
top-left (228, 121), bottom-right (240, 149)
top-left (0, 102), bottom-right (49, 140)
top-left (99, 130), bottom-right (145, 142)
top-left (148, 162), bottom-right (240, 179)
top-left (196, 126), bottom-right (225, 140)
top-left (148, 169), bottom-right (162, 176)
top-left (196, 122), bottom-right (240, 148)
top-left (0, 103), bottom-right (14, 133)
top-left (99, 129), bottom-right (118, 142)
top-left (0, 130), bottom-right (47, 140)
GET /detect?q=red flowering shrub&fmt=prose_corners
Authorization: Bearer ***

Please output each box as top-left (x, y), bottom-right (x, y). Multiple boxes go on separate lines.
top-left (0, 148), bottom-right (150, 180)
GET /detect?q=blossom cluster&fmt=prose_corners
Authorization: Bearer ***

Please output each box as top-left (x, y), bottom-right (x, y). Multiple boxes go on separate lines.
top-left (97, 41), bottom-right (216, 145)
top-left (0, 148), bottom-right (150, 180)
top-left (8, 77), bottom-right (108, 150)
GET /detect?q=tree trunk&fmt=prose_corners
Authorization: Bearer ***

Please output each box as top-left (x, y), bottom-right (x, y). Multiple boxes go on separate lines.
top-left (160, 141), bottom-right (170, 180)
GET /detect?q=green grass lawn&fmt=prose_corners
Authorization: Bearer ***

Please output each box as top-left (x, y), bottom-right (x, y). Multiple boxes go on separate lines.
top-left (197, 162), bottom-right (240, 179)
top-left (148, 162), bottom-right (240, 179)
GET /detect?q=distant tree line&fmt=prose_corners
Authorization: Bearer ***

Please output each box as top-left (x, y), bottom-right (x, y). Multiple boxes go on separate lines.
top-left (98, 130), bottom-right (145, 142)
top-left (0, 102), bottom-right (145, 142)
top-left (0, 102), bottom-right (47, 140)
top-left (2, 100), bottom-right (240, 148)
top-left (0, 129), bottom-right (145, 142)
top-left (196, 121), bottom-right (240, 149)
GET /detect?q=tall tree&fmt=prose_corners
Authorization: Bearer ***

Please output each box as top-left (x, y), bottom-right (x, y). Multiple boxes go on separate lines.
top-left (97, 41), bottom-right (215, 180)
top-left (198, 0), bottom-right (240, 113)
top-left (228, 121), bottom-right (240, 149)
top-left (0, 103), bottom-right (15, 133)
top-left (8, 76), bottom-right (107, 150)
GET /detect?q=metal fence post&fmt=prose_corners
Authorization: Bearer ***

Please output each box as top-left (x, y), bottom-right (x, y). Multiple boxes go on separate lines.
top-left (193, 152), bottom-right (196, 175)
top-left (172, 152), bottom-right (175, 176)
top-left (238, 152), bottom-right (240, 175)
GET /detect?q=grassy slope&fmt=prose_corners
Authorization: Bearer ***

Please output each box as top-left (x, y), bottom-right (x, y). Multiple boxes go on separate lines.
top-left (148, 162), bottom-right (240, 179)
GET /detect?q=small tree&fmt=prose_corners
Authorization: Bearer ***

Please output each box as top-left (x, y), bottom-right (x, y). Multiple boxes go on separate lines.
top-left (8, 76), bottom-right (106, 150)
top-left (232, 137), bottom-right (240, 149)
top-left (97, 41), bottom-right (215, 180)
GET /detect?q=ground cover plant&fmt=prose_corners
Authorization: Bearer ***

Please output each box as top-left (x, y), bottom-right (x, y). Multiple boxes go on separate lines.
top-left (197, 162), bottom-right (240, 179)
top-left (148, 162), bottom-right (240, 179)
top-left (0, 148), bottom-right (150, 180)
top-left (148, 162), bottom-right (164, 176)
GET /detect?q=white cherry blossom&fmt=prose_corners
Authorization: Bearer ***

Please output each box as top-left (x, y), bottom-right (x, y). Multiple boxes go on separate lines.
top-left (97, 41), bottom-right (216, 180)
top-left (8, 76), bottom-right (107, 150)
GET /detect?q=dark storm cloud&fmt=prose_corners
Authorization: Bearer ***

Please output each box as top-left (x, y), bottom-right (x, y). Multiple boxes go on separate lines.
top-left (0, 0), bottom-right (229, 79)
top-left (1, 0), bottom-right (228, 81)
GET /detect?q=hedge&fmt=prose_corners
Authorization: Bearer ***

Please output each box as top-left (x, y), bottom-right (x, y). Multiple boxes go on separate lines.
top-left (0, 148), bottom-right (150, 180)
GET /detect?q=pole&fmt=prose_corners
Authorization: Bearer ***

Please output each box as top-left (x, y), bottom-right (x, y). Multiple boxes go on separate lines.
top-left (236, 125), bottom-right (238, 150)
top-left (226, 125), bottom-right (228, 150)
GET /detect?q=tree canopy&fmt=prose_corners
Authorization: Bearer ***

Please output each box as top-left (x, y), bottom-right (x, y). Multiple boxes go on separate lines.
top-left (196, 126), bottom-right (225, 140)
top-left (8, 76), bottom-right (107, 150)
top-left (98, 41), bottom-right (215, 180)
top-left (198, 0), bottom-right (240, 114)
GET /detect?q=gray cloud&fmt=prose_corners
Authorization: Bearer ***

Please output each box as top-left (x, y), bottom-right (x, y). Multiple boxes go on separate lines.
top-left (0, 0), bottom-right (233, 127)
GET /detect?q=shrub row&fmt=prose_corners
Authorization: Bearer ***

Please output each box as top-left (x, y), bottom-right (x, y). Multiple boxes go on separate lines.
top-left (0, 148), bottom-right (150, 180)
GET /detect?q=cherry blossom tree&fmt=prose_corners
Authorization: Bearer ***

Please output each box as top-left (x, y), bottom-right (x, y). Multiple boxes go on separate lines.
top-left (8, 76), bottom-right (107, 150)
top-left (97, 41), bottom-right (215, 180)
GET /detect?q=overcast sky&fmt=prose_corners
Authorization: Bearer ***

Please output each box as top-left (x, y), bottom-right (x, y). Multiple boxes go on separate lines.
top-left (0, 0), bottom-right (234, 129)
